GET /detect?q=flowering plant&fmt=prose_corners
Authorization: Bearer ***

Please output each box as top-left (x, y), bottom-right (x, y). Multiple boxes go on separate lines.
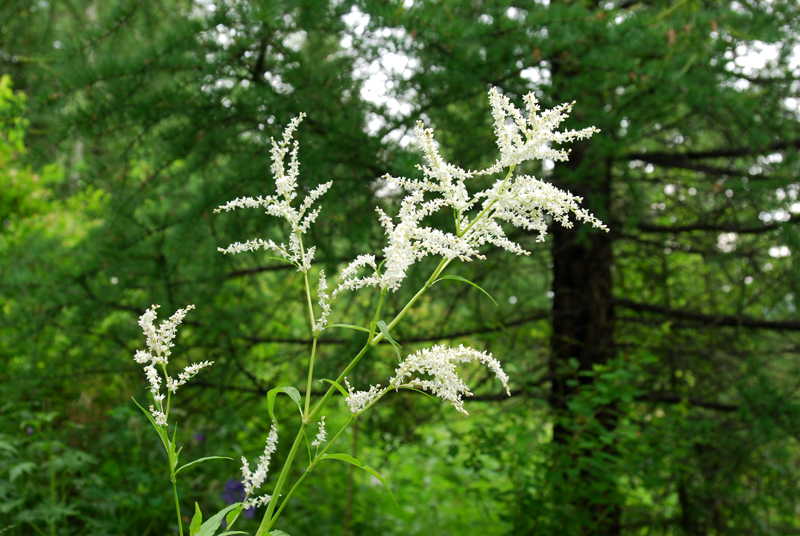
top-left (131, 88), bottom-right (606, 535)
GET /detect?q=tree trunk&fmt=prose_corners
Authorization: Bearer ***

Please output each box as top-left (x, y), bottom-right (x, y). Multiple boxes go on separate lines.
top-left (548, 156), bottom-right (619, 535)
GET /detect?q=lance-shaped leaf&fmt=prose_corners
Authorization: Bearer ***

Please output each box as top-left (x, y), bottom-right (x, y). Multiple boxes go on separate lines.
top-left (433, 275), bottom-right (498, 307)
top-left (321, 453), bottom-right (398, 505)
top-left (267, 386), bottom-right (303, 427)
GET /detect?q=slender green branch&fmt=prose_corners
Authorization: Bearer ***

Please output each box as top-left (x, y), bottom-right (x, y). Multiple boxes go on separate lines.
top-left (298, 233), bottom-right (317, 332)
top-left (172, 479), bottom-right (183, 536)
top-left (267, 470), bottom-right (310, 528)
top-left (459, 164), bottom-right (515, 238)
top-left (304, 336), bottom-right (318, 417)
top-left (307, 342), bottom-right (371, 424)
top-left (379, 257), bottom-right (452, 338)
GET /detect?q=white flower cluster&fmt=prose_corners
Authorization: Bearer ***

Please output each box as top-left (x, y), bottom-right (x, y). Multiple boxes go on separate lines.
top-left (332, 254), bottom-right (379, 299)
top-left (313, 271), bottom-right (331, 333)
top-left (343, 377), bottom-right (383, 415)
top-left (366, 87), bottom-right (606, 293)
top-left (241, 422), bottom-right (279, 508)
top-left (343, 344), bottom-right (510, 417)
top-left (133, 304), bottom-right (213, 426)
top-left (376, 191), bottom-right (481, 291)
top-left (214, 114), bottom-right (332, 273)
top-left (311, 416), bottom-right (327, 447)
top-left (388, 344), bottom-right (510, 416)
top-left (484, 88), bottom-right (599, 173)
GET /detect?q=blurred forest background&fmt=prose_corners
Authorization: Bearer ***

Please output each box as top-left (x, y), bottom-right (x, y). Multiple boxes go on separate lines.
top-left (2, 0), bottom-right (800, 535)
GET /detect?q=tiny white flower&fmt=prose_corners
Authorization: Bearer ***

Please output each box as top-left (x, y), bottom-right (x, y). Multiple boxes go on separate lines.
top-left (313, 271), bottom-right (331, 333)
top-left (311, 416), bottom-right (327, 447)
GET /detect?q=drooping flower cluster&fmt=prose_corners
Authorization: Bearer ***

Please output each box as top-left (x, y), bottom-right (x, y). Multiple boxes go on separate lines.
top-left (133, 304), bottom-right (212, 426)
top-left (343, 344), bottom-right (509, 417)
top-left (241, 423), bottom-right (279, 509)
top-left (388, 344), bottom-right (509, 416)
top-left (214, 114), bottom-right (332, 273)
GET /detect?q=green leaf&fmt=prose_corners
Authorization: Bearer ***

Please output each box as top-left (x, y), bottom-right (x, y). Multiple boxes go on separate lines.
top-left (319, 378), bottom-right (349, 398)
top-left (270, 531), bottom-right (291, 536)
top-left (267, 386), bottom-right (303, 427)
top-left (190, 503), bottom-right (202, 536)
top-left (170, 423), bottom-right (180, 471)
top-left (398, 386), bottom-right (436, 400)
top-left (132, 397), bottom-right (171, 458)
top-left (224, 503), bottom-right (242, 528)
top-left (195, 504), bottom-right (241, 536)
top-left (175, 456), bottom-right (233, 476)
top-left (321, 452), bottom-right (362, 466)
top-left (375, 320), bottom-right (402, 362)
top-left (269, 256), bottom-right (294, 264)
top-left (9, 462), bottom-right (35, 482)
top-left (433, 275), bottom-right (498, 307)
top-left (327, 323), bottom-right (371, 333)
top-left (320, 454), bottom-right (397, 506)
top-left (362, 465), bottom-right (399, 507)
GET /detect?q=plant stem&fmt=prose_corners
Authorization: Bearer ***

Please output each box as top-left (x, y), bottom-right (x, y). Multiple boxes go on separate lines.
top-left (304, 336), bottom-right (318, 416)
top-left (380, 257), bottom-right (451, 337)
top-left (298, 233), bottom-right (317, 332)
top-left (172, 478), bottom-right (183, 536)
top-left (459, 164), bottom-right (515, 238)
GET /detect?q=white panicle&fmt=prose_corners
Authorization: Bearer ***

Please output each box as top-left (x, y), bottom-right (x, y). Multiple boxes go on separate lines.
top-left (214, 114), bottom-right (332, 273)
top-left (313, 271), bottom-right (331, 333)
top-left (388, 344), bottom-right (510, 416)
top-left (133, 305), bottom-right (213, 425)
top-left (241, 422), bottom-right (279, 499)
top-left (311, 416), bottom-right (327, 447)
top-left (484, 87), bottom-right (600, 174)
top-left (385, 122), bottom-right (475, 213)
top-left (340, 87), bottom-right (604, 296)
top-left (332, 254), bottom-right (380, 299)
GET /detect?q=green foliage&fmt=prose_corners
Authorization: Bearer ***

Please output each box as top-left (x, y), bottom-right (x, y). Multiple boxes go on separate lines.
top-left (2, 0), bottom-right (800, 534)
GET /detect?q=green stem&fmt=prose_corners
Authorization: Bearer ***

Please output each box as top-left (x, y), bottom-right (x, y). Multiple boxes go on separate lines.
top-left (307, 342), bottom-right (371, 424)
top-left (380, 257), bottom-right (451, 337)
top-left (267, 470), bottom-right (310, 528)
top-left (304, 336), bottom-right (318, 417)
top-left (262, 251), bottom-right (459, 531)
top-left (172, 478), bottom-right (183, 536)
top-left (459, 164), bottom-right (515, 238)
top-left (298, 233), bottom-right (317, 331)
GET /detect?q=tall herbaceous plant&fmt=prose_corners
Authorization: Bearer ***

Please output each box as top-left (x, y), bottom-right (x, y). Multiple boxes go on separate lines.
top-left (131, 88), bottom-right (607, 536)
